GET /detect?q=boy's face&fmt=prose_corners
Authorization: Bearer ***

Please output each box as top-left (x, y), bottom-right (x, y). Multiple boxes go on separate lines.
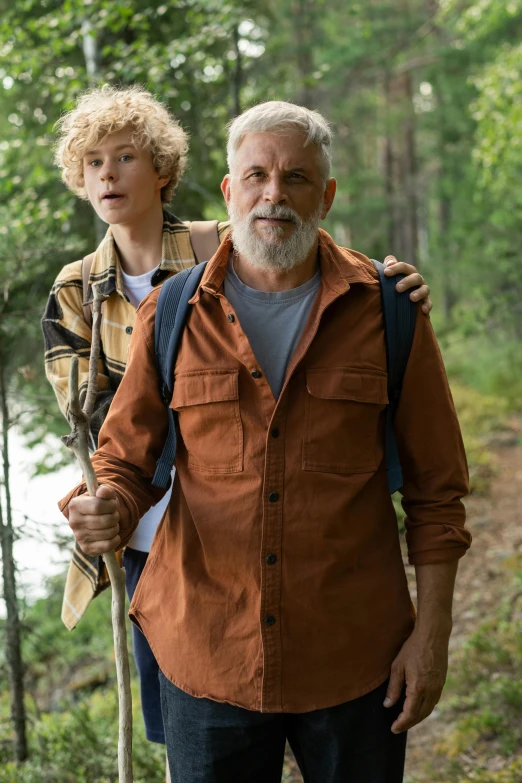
top-left (83, 127), bottom-right (169, 225)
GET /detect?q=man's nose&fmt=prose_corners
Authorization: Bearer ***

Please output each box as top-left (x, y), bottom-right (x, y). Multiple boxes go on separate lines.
top-left (263, 176), bottom-right (288, 205)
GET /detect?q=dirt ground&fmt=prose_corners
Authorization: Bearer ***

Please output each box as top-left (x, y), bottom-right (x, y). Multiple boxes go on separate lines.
top-left (282, 438), bottom-right (522, 782)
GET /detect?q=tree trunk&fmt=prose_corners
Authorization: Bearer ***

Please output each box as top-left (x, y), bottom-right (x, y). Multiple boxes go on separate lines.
top-left (0, 351), bottom-right (28, 762)
top-left (386, 70), bottom-right (420, 266)
top-left (231, 25), bottom-right (242, 118)
top-left (434, 62), bottom-right (457, 324)
top-left (82, 19), bottom-right (106, 245)
top-left (402, 71), bottom-right (419, 267)
top-left (438, 183), bottom-right (453, 322)
top-left (293, 0), bottom-right (315, 106)
top-left (384, 70), bottom-right (400, 254)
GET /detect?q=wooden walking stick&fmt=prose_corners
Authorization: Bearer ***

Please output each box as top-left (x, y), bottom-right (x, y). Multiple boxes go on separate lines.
top-left (61, 285), bottom-right (133, 782)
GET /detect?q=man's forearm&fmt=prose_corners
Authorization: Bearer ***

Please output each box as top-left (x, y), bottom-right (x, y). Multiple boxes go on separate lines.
top-left (414, 561), bottom-right (458, 639)
top-left (385, 560), bottom-right (459, 730)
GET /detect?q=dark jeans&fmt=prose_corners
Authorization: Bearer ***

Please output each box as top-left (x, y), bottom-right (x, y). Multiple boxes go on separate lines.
top-left (123, 547), bottom-right (165, 744)
top-left (159, 671), bottom-right (407, 783)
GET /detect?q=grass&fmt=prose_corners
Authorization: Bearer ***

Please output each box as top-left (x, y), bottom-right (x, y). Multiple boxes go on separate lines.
top-left (414, 573), bottom-right (522, 782)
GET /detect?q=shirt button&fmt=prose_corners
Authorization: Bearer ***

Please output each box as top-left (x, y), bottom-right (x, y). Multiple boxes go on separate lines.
top-left (265, 615), bottom-right (276, 627)
top-left (251, 370), bottom-right (262, 379)
top-left (266, 554), bottom-right (277, 565)
top-left (125, 326), bottom-right (133, 335)
top-left (268, 492), bottom-right (279, 503)
top-left (227, 313), bottom-right (235, 323)
top-left (271, 427), bottom-right (280, 439)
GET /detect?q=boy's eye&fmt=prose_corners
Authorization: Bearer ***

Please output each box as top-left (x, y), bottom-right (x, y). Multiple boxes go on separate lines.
top-left (120, 154), bottom-right (133, 162)
top-left (88, 159), bottom-right (101, 167)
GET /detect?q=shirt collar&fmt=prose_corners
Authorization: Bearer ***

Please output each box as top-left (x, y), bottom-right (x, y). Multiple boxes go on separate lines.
top-left (190, 228), bottom-right (378, 303)
top-left (84, 210), bottom-right (186, 303)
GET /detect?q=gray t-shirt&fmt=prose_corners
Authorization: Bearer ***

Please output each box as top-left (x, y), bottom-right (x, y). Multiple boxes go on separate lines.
top-left (224, 257), bottom-right (321, 398)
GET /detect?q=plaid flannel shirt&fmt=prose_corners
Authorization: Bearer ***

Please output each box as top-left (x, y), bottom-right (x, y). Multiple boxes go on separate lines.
top-left (42, 211), bottom-right (230, 629)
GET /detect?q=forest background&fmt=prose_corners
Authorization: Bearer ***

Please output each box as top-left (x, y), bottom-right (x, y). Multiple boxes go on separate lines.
top-left (0, 0), bottom-right (521, 781)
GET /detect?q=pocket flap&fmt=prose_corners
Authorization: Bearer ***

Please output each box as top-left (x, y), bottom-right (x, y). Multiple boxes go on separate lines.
top-left (171, 370), bottom-right (239, 408)
top-left (306, 368), bottom-right (388, 405)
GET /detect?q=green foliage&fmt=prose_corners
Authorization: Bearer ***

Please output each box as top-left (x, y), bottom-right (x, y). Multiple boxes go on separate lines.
top-left (0, 574), bottom-right (164, 781)
top-left (444, 382), bottom-right (511, 495)
top-left (0, 686), bottom-right (165, 782)
top-left (420, 575), bottom-right (522, 781)
top-left (443, 336), bottom-right (522, 412)
top-left (472, 43), bottom-right (522, 201)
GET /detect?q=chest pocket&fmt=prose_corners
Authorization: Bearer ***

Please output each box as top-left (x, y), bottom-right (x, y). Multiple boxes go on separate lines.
top-left (171, 369), bottom-right (243, 473)
top-left (303, 368), bottom-right (388, 475)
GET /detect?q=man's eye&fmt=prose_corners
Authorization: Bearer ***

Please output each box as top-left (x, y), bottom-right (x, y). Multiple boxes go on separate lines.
top-left (249, 171), bottom-right (265, 178)
top-left (288, 172), bottom-right (304, 179)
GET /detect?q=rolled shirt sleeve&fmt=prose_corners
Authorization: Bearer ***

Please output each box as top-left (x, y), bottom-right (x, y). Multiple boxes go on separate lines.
top-left (394, 310), bottom-right (471, 565)
top-left (58, 289), bottom-right (169, 547)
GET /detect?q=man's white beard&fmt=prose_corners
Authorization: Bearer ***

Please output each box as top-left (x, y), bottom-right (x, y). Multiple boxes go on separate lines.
top-left (228, 200), bottom-right (323, 271)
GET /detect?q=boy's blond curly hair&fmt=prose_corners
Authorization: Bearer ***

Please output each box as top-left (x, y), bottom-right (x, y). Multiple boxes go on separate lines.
top-left (55, 85), bottom-right (189, 204)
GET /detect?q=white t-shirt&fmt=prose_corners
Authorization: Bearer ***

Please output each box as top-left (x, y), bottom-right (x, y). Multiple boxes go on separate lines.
top-left (121, 265), bottom-right (174, 552)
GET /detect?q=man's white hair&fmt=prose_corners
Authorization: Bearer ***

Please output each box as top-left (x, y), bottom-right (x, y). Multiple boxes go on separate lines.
top-left (227, 101), bottom-right (333, 181)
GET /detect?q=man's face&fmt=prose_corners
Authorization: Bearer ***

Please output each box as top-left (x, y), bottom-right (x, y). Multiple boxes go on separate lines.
top-left (221, 131), bottom-right (336, 270)
top-left (82, 127), bottom-right (169, 225)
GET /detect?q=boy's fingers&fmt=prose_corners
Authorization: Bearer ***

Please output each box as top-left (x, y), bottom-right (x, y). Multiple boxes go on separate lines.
top-left (408, 283), bottom-right (430, 301)
top-left (384, 261), bottom-right (418, 277)
top-left (395, 273), bottom-right (424, 292)
top-left (383, 255), bottom-right (398, 266)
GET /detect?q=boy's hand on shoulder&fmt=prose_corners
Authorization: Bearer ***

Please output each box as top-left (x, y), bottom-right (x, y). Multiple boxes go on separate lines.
top-left (68, 484), bottom-right (121, 555)
top-left (383, 255), bottom-right (432, 315)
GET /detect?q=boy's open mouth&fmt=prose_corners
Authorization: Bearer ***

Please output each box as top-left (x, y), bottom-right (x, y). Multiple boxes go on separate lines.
top-left (102, 193), bottom-right (124, 201)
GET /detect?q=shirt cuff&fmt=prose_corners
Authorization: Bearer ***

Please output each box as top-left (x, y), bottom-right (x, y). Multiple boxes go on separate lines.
top-left (406, 522), bottom-right (472, 566)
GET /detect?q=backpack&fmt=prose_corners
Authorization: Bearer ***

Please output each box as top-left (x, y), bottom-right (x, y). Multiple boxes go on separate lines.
top-left (151, 257), bottom-right (417, 494)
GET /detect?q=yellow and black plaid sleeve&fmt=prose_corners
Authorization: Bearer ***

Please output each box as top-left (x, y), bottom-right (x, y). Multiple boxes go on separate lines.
top-left (41, 260), bottom-right (114, 449)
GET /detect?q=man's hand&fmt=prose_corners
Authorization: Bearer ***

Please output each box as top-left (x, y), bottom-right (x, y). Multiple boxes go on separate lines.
top-left (68, 484), bottom-right (121, 556)
top-left (384, 561), bottom-right (458, 733)
top-left (383, 255), bottom-right (432, 315)
top-left (383, 626), bottom-right (450, 733)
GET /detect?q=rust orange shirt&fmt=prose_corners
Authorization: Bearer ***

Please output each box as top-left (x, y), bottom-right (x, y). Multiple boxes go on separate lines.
top-left (59, 230), bottom-right (471, 713)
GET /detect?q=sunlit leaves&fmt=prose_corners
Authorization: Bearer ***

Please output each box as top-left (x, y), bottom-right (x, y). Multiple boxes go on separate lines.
top-left (471, 43), bottom-right (522, 204)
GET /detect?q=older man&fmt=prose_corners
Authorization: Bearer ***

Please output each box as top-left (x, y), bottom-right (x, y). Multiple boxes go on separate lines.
top-left (59, 101), bottom-right (471, 783)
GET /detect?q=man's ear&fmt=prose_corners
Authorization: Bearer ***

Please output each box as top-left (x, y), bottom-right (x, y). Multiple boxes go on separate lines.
top-left (321, 178), bottom-right (337, 220)
top-left (221, 174), bottom-right (231, 205)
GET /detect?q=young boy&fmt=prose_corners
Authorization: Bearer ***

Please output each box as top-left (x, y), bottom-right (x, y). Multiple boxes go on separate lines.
top-left (42, 85), bottom-right (432, 762)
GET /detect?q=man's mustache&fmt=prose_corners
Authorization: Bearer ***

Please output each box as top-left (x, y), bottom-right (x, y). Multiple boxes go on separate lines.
top-left (246, 205), bottom-right (301, 225)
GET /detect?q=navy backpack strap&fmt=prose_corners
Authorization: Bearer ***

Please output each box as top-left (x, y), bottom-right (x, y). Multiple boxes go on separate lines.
top-left (152, 261), bottom-right (209, 488)
top-left (372, 260), bottom-right (417, 493)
